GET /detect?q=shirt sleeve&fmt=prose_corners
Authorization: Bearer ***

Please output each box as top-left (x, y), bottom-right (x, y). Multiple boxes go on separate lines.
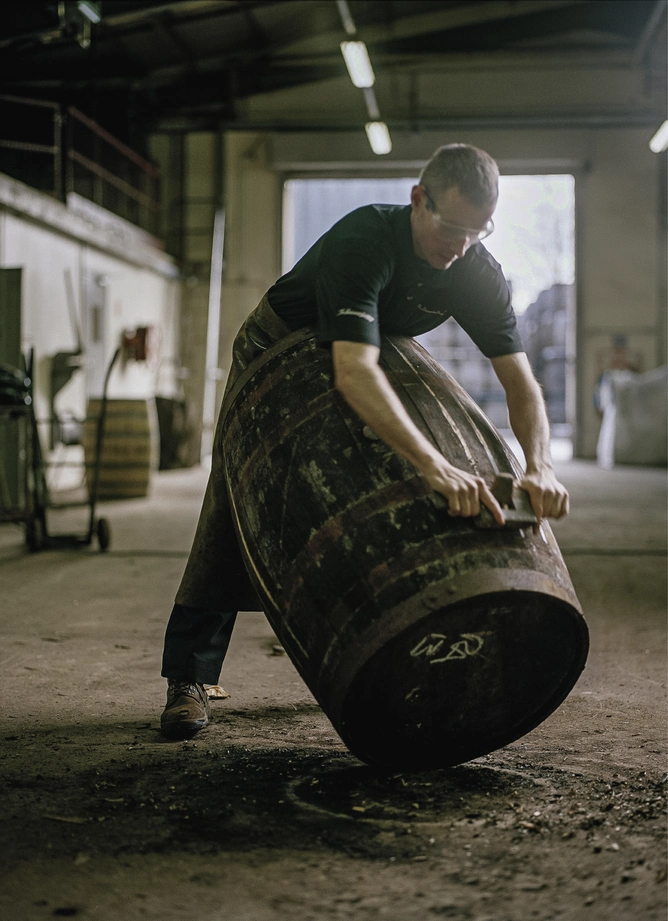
top-left (450, 247), bottom-right (524, 358)
top-left (315, 213), bottom-right (395, 348)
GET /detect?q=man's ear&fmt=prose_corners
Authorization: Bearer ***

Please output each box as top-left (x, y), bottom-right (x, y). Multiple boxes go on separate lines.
top-left (410, 185), bottom-right (424, 210)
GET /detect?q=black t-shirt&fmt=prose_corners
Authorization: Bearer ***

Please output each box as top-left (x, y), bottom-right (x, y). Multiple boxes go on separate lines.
top-left (267, 204), bottom-right (523, 358)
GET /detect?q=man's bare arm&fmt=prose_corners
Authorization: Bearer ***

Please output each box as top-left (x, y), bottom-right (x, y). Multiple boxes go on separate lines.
top-left (491, 352), bottom-right (569, 521)
top-left (333, 340), bottom-right (504, 523)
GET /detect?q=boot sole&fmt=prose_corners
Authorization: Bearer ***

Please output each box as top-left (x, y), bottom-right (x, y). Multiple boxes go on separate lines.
top-left (160, 717), bottom-right (209, 740)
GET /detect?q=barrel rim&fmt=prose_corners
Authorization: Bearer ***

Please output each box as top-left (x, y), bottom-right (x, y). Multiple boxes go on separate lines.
top-left (336, 585), bottom-right (589, 769)
top-left (318, 567), bottom-right (586, 726)
top-left (219, 328), bottom-right (472, 434)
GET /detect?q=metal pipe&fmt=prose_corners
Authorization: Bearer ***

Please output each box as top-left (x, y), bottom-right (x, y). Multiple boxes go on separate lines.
top-left (200, 207), bottom-right (226, 460)
top-left (68, 106), bottom-right (161, 176)
top-left (67, 149), bottom-right (160, 210)
top-left (0, 139), bottom-right (57, 154)
top-left (0, 93), bottom-right (59, 110)
top-left (153, 112), bottom-right (665, 133)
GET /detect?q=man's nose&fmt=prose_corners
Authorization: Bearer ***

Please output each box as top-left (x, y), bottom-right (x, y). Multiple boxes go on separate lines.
top-left (451, 236), bottom-right (469, 257)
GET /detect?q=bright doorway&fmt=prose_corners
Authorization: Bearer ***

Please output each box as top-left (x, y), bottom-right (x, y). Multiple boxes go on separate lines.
top-left (282, 174), bottom-right (575, 460)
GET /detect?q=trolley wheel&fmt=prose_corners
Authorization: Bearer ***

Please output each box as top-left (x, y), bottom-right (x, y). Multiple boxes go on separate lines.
top-left (26, 514), bottom-right (46, 553)
top-left (96, 517), bottom-right (111, 552)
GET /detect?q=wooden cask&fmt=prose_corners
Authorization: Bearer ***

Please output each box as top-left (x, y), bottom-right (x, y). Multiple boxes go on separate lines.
top-left (221, 330), bottom-right (588, 770)
top-left (84, 398), bottom-right (155, 499)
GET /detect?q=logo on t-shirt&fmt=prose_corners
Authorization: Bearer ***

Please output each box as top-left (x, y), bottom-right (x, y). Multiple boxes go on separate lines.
top-left (337, 308), bottom-right (375, 323)
top-left (416, 302), bottom-right (446, 317)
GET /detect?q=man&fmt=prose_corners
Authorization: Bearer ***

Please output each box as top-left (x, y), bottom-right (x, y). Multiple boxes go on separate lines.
top-left (159, 143), bottom-right (569, 739)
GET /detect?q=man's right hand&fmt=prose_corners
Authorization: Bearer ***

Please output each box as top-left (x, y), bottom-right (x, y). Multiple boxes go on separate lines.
top-left (332, 340), bottom-right (505, 526)
top-left (422, 457), bottom-right (505, 525)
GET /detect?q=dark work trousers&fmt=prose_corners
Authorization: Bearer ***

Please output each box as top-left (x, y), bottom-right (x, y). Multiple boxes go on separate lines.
top-left (161, 606), bottom-right (237, 685)
top-left (161, 296), bottom-right (293, 685)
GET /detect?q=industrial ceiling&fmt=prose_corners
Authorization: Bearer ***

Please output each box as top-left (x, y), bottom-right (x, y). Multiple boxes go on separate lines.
top-left (0, 1), bottom-right (665, 145)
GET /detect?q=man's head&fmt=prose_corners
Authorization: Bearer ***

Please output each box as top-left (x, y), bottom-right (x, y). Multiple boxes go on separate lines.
top-left (410, 144), bottom-right (499, 270)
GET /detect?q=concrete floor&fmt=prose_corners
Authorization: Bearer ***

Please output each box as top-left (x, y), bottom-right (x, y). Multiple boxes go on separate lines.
top-left (0, 458), bottom-right (665, 921)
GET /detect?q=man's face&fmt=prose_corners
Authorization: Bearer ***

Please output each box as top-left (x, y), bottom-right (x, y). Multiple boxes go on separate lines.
top-left (410, 184), bottom-right (495, 271)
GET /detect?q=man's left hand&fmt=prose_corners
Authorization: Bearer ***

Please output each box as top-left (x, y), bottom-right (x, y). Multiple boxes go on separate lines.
top-left (519, 468), bottom-right (569, 524)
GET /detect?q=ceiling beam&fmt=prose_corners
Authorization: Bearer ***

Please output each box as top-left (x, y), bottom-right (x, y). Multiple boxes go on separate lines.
top-left (0, 0), bottom-right (282, 53)
top-left (363, 0), bottom-right (584, 41)
top-left (0, 42), bottom-right (641, 100)
top-left (276, 0), bottom-right (584, 56)
top-left (634, 0), bottom-right (667, 63)
top-left (100, 1), bottom-right (270, 30)
top-left (151, 109), bottom-right (665, 133)
top-left (371, 1), bottom-right (654, 56)
top-left (151, 14), bottom-right (195, 67)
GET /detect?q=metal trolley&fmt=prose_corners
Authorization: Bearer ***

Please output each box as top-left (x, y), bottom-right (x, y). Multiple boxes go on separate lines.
top-left (0, 348), bottom-right (119, 553)
top-left (0, 358), bottom-right (37, 544)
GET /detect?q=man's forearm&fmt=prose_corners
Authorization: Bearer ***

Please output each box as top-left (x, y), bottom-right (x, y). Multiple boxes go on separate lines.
top-left (491, 352), bottom-right (554, 473)
top-left (492, 352), bottom-right (569, 520)
top-left (506, 383), bottom-right (553, 473)
top-left (332, 340), bottom-right (505, 523)
top-left (336, 358), bottom-right (441, 473)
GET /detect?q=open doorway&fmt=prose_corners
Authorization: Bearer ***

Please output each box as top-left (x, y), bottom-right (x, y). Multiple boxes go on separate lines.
top-left (282, 174), bottom-right (575, 460)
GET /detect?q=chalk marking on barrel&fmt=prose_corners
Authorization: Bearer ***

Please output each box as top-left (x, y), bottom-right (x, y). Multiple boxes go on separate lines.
top-left (431, 633), bottom-right (485, 663)
top-left (410, 631), bottom-right (486, 664)
top-left (410, 633), bottom-right (447, 658)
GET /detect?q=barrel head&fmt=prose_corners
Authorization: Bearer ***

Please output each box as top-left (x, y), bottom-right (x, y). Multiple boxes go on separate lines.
top-left (338, 592), bottom-right (589, 771)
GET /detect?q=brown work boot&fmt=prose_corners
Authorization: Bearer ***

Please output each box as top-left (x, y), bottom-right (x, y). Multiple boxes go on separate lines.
top-left (160, 680), bottom-right (211, 739)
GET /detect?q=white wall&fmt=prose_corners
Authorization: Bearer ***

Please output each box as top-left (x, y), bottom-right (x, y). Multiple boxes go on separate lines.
top-left (0, 179), bottom-right (180, 471)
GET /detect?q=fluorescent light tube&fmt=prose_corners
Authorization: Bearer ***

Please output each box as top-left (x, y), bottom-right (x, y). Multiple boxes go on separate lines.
top-left (336, 0), bottom-right (357, 36)
top-left (363, 87), bottom-right (380, 120)
top-left (365, 121), bottom-right (392, 155)
top-left (341, 41), bottom-right (375, 88)
top-left (78, 1), bottom-right (101, 23)
top-left (649, 120), bottom-right (668, 153)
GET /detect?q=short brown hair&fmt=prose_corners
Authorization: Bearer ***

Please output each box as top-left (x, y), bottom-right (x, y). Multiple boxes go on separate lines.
top-left (419, 144), bottom-right (499, 209)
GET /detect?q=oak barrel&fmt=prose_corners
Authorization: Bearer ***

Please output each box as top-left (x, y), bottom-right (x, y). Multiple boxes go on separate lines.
top-left (221, 329), bottom-right (588, 770)
top-left (84, 398), bottom-right (156, 499)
